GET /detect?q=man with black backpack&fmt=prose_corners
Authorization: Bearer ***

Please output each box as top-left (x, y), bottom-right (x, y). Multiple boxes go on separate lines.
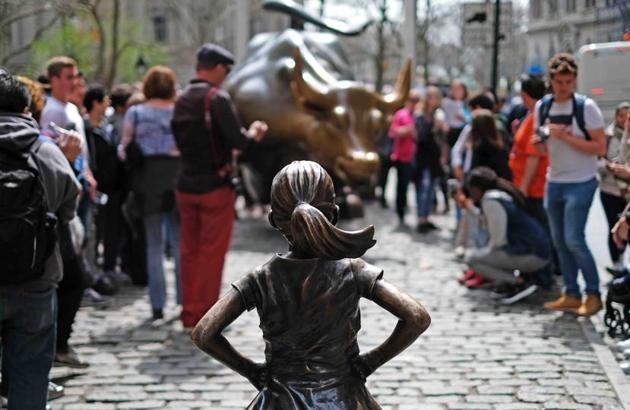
top-left (0, 70), bottom-right (80, 409)
top-left (533, 53), bottom-right (607, 317)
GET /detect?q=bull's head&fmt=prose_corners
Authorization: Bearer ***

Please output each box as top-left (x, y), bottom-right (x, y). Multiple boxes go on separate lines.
top-left (290, 48), bottom-right (411, 185)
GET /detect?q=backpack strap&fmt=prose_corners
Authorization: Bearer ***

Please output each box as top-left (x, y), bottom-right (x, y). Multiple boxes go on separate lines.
top-left (538, 93), bottom-right (591, 141)
top-left (203, 86), bottom-right (232, 179)
top-left (572, 93), bottom-right (591, 141)
top-left (537, 94), bottom-right (554, 127)
top-left (29, 137), bottom-right (52, 211)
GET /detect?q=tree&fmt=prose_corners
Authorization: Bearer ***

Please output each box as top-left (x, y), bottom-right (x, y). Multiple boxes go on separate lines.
top-left (5, 0), bottom-right (171, 86)
top-left (0, 0), bottom-right (70, 69)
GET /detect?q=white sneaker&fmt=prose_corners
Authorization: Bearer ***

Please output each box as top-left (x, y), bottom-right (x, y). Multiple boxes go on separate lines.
top-left (621, 361), bottom-right (630, 375)
top-left (455, 246), bottom-right (465, 260)
top-left (500, 284), bottom-right (538, 305)
top-left (617, 338), bottom-right (630, 351)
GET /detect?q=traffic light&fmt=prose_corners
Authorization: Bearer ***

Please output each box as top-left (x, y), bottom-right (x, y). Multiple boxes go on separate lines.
top-left (466, 12), bottom-right (487, 23)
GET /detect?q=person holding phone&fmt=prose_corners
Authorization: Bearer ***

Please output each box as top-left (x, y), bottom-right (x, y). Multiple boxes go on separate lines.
top-left (534, 53), bottom-right (607, 316)
top-left (598, 102), bottom-right (630, 277)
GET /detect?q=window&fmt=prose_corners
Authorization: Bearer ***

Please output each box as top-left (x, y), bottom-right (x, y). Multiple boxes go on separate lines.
top-left (548, 0), bottom-right (558, 16)
top-left (153, 15), bottom-right (167, 42)
top-left (585, 0), bottom-right (597, 8)
top-left (566, 0), bottom-right (576, 13)
top-left (531, 0), bottom-right (543, 18)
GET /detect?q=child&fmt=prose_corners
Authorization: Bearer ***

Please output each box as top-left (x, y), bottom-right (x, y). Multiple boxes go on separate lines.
top-left (192, 161), bottom-right (431, 409)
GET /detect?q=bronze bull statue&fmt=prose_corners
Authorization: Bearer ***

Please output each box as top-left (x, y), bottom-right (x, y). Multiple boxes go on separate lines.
top-left (225, 5), bottom-right (410, 214)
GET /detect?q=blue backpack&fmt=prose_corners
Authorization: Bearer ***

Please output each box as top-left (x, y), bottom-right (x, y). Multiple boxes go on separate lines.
top-left (537, 93), bottom-right (591, 141)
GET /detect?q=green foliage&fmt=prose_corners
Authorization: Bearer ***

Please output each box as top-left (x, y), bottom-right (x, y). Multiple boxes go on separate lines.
top-left (24, 11), bottom-right (171, 86)
top-left (28, 21), bottom-right (93, 78)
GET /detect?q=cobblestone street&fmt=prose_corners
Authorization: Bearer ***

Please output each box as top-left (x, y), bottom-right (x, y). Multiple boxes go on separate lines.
top-left (51, 203), bottom-right (628, 410)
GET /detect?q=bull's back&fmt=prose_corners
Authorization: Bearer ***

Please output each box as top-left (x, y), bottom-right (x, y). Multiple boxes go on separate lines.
top-left (224, 29), bottom-right (353, 136)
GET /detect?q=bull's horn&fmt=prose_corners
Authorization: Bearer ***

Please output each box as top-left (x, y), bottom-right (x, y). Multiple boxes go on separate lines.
top-left (291, 48), bottom-right (331, 109)
top-left (376, 58), bottom-right (412, 113)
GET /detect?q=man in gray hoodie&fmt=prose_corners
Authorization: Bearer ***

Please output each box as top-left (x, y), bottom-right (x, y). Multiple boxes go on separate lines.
top-left (0, 71), bottom-right (80, 409)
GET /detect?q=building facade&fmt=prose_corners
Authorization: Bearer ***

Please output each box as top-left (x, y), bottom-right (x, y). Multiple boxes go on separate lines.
top-left (526, 0), bottom-right (625, 70)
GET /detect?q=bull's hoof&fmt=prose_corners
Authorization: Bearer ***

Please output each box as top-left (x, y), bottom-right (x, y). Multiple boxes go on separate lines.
top-left (339, 193), bottom-right (364, 219)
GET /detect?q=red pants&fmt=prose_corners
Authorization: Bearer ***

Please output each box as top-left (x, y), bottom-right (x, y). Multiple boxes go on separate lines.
top-left (176, 187), bottom-right (235, 327)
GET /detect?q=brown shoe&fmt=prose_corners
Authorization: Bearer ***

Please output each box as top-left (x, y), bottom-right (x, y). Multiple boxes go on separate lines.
top-left (543, 294), bottom-right (581, 312)
top-left (576, 294), bottom-right (603, 317)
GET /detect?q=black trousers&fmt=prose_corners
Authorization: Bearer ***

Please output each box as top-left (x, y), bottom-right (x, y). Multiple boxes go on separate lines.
top-left (394, 161), bottom-right (413, 222)
top-left (600, 191), bottom-right (627, 263)
top-left (57, 223), bottom-right (89, 353)
top-left (377, 154), bottom-right (393, 202)
top-left (96, 191), bottom-right (124, 271)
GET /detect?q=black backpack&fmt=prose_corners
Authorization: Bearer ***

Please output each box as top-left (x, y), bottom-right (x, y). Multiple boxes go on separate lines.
top-left (0, 139), bottom-right (58, 285)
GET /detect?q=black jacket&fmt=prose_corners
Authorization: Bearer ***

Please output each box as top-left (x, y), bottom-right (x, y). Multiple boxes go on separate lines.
top-left (85, 120), bottom-right (125, 194)
top-left (171, 80), bottom-right (250, 194)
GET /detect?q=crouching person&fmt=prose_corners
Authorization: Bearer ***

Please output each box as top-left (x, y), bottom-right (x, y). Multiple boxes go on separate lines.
top-left (465, 167), bottom-right (551, 304)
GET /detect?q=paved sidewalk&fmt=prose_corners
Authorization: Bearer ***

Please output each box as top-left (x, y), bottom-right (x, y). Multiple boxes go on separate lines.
top-left (50, 204), bottom-right (626, 409)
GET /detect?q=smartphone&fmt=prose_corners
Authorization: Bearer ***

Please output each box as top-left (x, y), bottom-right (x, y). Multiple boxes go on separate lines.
top-left (47, 122), bottom-right (71, 141)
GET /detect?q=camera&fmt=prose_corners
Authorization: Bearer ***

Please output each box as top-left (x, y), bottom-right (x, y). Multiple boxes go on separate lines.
top-left (446, 178), bottom-right (461, 197)
top-left (535, 126), bottom-right (550, 142)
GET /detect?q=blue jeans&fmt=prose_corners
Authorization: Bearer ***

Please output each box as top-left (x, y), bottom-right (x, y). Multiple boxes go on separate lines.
top-left (144, 211), bottom-right (182, 311)
top-left (415, 168), bottom-right (435, 219)
top-left (0, 287), bottom-right (57, 409)
top-left (544, 178), bottom-right (599, 297)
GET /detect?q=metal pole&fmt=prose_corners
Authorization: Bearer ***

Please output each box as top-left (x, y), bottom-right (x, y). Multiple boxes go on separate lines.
top-left (423, 0), bottom-right (430, 85)
top-left (491, 0), bottom-right (501, 96)
top-left (403, 0), bottom-right (417, 85)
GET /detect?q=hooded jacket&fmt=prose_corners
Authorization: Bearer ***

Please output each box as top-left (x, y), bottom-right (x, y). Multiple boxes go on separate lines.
top-left (0, 113), bottom-right (80, 289)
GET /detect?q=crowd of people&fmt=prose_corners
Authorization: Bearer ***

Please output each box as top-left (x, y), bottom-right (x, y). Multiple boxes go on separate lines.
top-left (381, 52), bottom-right (630, 371)
top-left (1, 42), bottom-right (630, 408)
top-left (0, 43), bottom-right (266, 409)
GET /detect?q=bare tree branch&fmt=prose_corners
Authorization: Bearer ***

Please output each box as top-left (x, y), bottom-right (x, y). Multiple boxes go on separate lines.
top-left (1, 13), bottom-right (61, 66)
top-left (0, 3), bottom-right (53, 27)
top-left (79, 0), bottom-right (106, 82)
top-left (105, 0), bottom-right (119, 88)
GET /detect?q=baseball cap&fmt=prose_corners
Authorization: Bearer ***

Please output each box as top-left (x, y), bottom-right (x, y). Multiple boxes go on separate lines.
top-left (617, 101), bottom-right (630, 111)
top-left (196, 43), bottom-right (234, 66)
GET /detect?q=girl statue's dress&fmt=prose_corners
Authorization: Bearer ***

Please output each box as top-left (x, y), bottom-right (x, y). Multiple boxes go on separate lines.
top-left (232, 256), bottom-right (383, 409)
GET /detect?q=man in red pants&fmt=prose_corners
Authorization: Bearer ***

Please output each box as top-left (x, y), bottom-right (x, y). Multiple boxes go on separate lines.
top-left (172, 43), bottom-right (267, 329)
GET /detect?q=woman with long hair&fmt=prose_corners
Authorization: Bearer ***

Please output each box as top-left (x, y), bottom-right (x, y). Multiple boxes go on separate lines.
top-left (469, 109), bottom-right (512, 181)
top-left (414, 86), bottom-right (448, 233)
top-left (119, 65), bottom-right (181, 320)
top-left (191, 161), bottom-right (431, 409)
top-left (464, 167), bottom-right (551, 304)
top-left (389, 91), bottom-right (420, 225)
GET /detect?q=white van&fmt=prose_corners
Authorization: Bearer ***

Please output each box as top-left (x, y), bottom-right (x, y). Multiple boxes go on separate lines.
top-left (577, 41), bottom-right (630, 123)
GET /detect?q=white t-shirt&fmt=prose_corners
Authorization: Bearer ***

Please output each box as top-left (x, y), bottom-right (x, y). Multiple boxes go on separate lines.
top-left (533, 96), bottom-right (604, 183)
top-left (40, 96), bottom-right (88, 169)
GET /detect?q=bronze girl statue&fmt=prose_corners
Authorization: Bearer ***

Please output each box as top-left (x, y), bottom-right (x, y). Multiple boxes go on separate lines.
top-left (192, 161), bottom-right (431, 409)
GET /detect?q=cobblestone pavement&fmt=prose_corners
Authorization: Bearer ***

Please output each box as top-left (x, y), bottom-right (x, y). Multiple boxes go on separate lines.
top-left (50, 203), bottom-right (626, 410)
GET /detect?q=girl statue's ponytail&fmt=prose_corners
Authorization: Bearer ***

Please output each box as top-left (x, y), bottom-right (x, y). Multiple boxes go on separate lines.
top-left (290, 203), bottom-right (375, 260)
top-left (271, 161), bottom-right (376, 260)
